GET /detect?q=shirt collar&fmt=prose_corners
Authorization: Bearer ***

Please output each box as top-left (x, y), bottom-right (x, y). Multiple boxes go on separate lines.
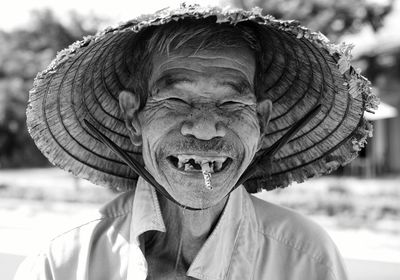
top-left (130, 177), bottom-right (166, 243)
top-left (129, 177), bottom-right (258, 280)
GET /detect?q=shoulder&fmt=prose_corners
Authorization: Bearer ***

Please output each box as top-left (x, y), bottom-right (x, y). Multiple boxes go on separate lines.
top-left (15, 190), bottom-right (136, 280)
top-left (51, 189), bottom-right (135, 242)
top-left (47, 190), bottom-right (135, 262)
top-left (249, 194), bottom-right (347, 280)
top-left (250, 194), bottom-right (332, 249)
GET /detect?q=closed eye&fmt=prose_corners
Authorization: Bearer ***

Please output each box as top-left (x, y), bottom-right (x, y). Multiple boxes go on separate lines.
top-left (219, 101), bottom-right (243, 107)
top-left (166, 98), bottom-right (190, 105)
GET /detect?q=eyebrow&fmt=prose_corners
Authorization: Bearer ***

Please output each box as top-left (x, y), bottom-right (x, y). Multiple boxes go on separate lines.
top-left (152, 74), bottom-right (253, 94)
top-left (152, 74), bottom-right (193, 91)
top-left (220, 80), bottom-right (253, 94)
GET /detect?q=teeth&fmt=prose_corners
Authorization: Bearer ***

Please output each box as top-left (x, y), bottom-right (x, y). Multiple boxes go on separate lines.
top-left (201, 161), bottom-right (213, 173)
top-left (184, 163), bottom-right (194, 171)
top-left (174, 155), bottom-right (228, 172)
top-left (214, 161), bottom-right (222, 171)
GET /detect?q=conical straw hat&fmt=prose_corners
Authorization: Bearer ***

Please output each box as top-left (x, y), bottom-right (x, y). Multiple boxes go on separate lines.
top-left (27, 5), bottom-right (378, 193)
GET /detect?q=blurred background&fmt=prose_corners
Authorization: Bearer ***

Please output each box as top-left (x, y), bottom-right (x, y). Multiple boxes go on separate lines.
top-left (0, 0), bottom-right (399, 279)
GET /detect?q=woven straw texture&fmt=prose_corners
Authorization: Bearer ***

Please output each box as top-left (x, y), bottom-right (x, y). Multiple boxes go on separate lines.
top-left (27, 6), bottom-right (378, 193)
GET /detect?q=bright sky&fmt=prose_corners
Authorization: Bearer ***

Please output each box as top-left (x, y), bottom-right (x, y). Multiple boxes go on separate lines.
top-left (0, 0), bottom-right (224, 31)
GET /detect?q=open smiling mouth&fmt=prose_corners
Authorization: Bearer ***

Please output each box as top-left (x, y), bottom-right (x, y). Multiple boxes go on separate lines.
top-left (167, 155), bottom-right (232, 173)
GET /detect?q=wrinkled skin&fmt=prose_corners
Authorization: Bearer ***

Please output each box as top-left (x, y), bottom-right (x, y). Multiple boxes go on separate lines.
top-left (119, 47), bottom-right (272, 277)
top-left (120, 47), bottom-right (270, 209)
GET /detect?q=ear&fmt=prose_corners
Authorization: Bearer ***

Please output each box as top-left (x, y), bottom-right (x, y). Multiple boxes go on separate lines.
top-left (119, 90), bottom-right (142, 146)
top-left (256, 99), bottom-right (272, 147)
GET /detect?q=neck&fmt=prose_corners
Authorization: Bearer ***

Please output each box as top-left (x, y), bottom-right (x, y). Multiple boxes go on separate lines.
top-left (161, 194), bottom-right (228, 239)
top-left (145, 193), bottom-right (228, 266)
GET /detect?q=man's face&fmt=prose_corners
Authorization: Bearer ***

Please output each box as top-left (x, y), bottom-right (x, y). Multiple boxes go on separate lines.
top-left (138, 47), bottom-right (261, 208)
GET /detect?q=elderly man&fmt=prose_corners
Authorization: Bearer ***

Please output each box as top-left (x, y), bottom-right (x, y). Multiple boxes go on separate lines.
top-left (16, 5), bottom-right (377, 280)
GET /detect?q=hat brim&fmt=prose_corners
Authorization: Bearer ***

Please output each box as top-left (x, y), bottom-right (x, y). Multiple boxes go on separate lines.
top-left (27, 6), bottom-right (378, 192)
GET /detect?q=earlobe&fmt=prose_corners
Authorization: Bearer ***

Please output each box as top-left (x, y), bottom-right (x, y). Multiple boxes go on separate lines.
top-left (119, 90), bottom-right (143, 146)
top-left (257, 99), bottom-right (272, 137)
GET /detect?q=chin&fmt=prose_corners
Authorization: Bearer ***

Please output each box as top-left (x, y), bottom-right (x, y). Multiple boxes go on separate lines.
top-left (154, 156), bottom-right (241, 209)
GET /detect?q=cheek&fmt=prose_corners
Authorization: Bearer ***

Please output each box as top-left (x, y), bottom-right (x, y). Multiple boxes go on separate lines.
top-left (227, 116), bottom-right (260, 165)
top-left (140, 107), bottom-right (185, 142)
top-left (226, 110), bottom-right (261, 146)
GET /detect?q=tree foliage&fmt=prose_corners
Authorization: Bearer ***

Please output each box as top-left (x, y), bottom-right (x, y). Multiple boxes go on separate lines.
top-left (0, 10), bottom-right (104, 168)
top-left (229, 0), bottom-right (394, 41)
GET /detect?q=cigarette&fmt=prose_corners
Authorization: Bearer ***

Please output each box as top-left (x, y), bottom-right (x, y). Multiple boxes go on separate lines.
top-left (201, 162), bottom-right (213, 190)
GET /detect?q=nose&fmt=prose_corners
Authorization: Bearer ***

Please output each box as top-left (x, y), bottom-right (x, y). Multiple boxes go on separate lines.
top-left (181, 112), bottom-right (227, 140)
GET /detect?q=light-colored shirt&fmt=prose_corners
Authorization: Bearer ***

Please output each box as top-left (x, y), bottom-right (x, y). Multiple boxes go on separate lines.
top-left (14, 177), bottom-right (348, 280)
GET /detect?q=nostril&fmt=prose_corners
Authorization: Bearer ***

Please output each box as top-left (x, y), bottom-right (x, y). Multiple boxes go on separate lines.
top-left (181, 121), bottom-right (194, 136)
top-left (215, 122), bottom-right (227, 137)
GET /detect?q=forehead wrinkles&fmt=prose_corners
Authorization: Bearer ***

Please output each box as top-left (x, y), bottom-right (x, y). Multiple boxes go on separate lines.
top-left (149, 48), bottom-right (256, 90)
